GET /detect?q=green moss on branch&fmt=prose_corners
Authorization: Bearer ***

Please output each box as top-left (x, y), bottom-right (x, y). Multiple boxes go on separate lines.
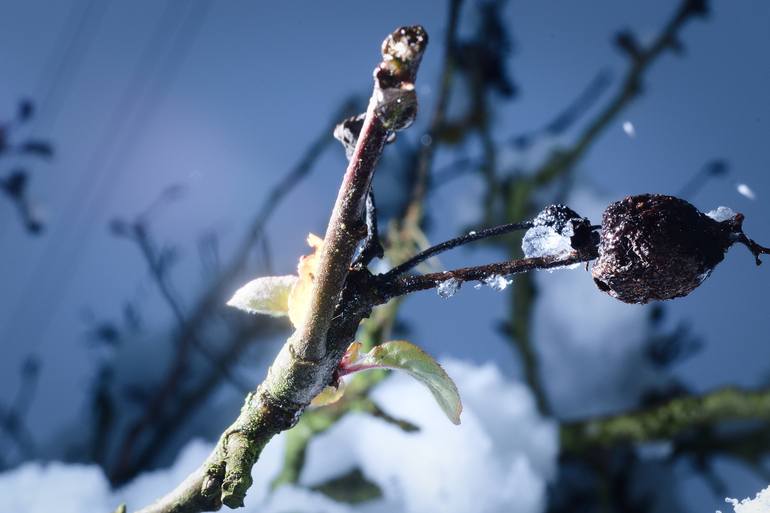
top-left (561, 386), bottom-right (770, 453)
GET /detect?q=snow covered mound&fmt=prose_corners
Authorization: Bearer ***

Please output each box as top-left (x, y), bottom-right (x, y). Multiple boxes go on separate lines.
top-left (722, 484), bottom-right (770, 513)
top-left (0, 360), bottom-right (556, 513)
top-left (301, 359), bottom-right (558, 513)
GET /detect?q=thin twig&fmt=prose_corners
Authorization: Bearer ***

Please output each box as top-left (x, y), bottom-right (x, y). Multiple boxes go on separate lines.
top-left (130, 222), bottom-right (252, 393)
top-left (377, 249), bottom-right (597, 301)
top-left (383, 221), bottom-right (533, 278)
top-left (531, 0), bottom-right (708, 185)
top-left (400, 0), bottom-right (462, 227)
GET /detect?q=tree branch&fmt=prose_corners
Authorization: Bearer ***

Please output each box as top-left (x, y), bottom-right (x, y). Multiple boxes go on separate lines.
top-left (531, 0), bottom-right (707, 185)
top-left (269, 0), bottom-right (464, 479)
top-left (383, 221), bottom-right (533, 278)
top-left (561, 386), bottom-right (770, 454)
top-left (376, 248), bottom-right (597, 301)
top-left (131, 25), bottom-right (428, 513)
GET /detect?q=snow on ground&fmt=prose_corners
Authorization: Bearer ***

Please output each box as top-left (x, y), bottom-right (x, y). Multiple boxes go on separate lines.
top-left (721, 484), bottom-right (770, 513)
top-left (0, 359), bottom-right (557, 513)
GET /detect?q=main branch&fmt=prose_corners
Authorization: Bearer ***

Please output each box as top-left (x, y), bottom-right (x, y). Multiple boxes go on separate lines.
top-left (131, 26), bottom-right (428, 513)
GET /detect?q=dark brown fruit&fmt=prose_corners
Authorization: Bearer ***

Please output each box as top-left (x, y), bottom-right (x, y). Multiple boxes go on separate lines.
top-left (591, 194), bottom-right (742, 304)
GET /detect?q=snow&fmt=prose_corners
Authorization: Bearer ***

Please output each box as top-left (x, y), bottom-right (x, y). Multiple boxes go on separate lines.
top-left (521, 207), bottom-right (581, 271)
top-left (622, 120), bottom-right (636, 138)
top-left (722, 484), bottom-right (770, 513)
top-left (521, 225), bottom-right (573, 260)
top-left (302, 359), bottom-right (557, 513)
top-left (736, 183), bottom-right (756, 200)
top-left (0, 361), bottom-right (557, 513)
top-left (483, 274), bottom-right (512, 291)
top-left (706, 206), bottom-right (737, 222)
top-left (437, 277), bottom-right (461, 298)
top-left (521, 205), bottom-right (581, 261)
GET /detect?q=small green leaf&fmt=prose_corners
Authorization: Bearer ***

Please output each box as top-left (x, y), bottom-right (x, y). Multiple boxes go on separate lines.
top-left (226, 275), bottom-right (297, 317)
top-left (341, 341), bottom-right (462, 425)
top-left (310, 380), bottom-right (346, 407)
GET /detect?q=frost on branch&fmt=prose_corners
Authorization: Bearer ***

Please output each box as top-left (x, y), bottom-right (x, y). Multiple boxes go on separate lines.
top-left (706, 205), bottom-right (736, 222)
top-left (436, 277), bottom-right (461, 298)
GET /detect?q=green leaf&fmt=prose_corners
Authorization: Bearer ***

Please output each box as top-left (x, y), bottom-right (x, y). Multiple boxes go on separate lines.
top-left (226, 275), bottom-right (297, 317)
top-left (341, 341), bottom-right (462, 425)
top-left (310, 380), bottom-right (346, 407)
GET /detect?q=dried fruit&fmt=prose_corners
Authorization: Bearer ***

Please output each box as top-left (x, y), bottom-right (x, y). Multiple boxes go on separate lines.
top-left (591, 194), bottom-right (766, 304)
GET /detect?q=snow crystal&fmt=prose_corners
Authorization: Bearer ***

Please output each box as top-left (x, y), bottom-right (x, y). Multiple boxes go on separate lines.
top-left (724, 484), bottom-right (770, 513)
top-left (736, 183), bottom-right (757, 200)
top-left (622, 120), bottom-right (636, 138)
top-left (706, 206), bottom-right (737, 222)
top-left (521, 225), bottom-right (573, 259)
top-left (521, 205), bottom-right (580, 260)
top-left (484, 274), bottom-right (512, 291)
top-left (437, 277), bottom-right (461, 298)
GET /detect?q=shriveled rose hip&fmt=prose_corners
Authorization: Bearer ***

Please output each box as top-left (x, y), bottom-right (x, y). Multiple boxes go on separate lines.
top-left (591, 194), bottom-right (768, 304)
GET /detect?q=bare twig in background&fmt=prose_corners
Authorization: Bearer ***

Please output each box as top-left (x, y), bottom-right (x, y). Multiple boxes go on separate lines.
top-left (486, 0), bottom-right (710, 415)
top-left (678, 159), bottom-right (729, 199)
top-left (383, 220), bottom-right (534, 278)
top-left (112, 214), bottom-right (251, 393)
top-left (431, 69), bottom-right (613, 188)
top-left (0, 99), bottom-right (54, 235)
top-left (108, 99), bottom-right (356, 484)
top-left (0, 357), bottom-right (41, 467)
